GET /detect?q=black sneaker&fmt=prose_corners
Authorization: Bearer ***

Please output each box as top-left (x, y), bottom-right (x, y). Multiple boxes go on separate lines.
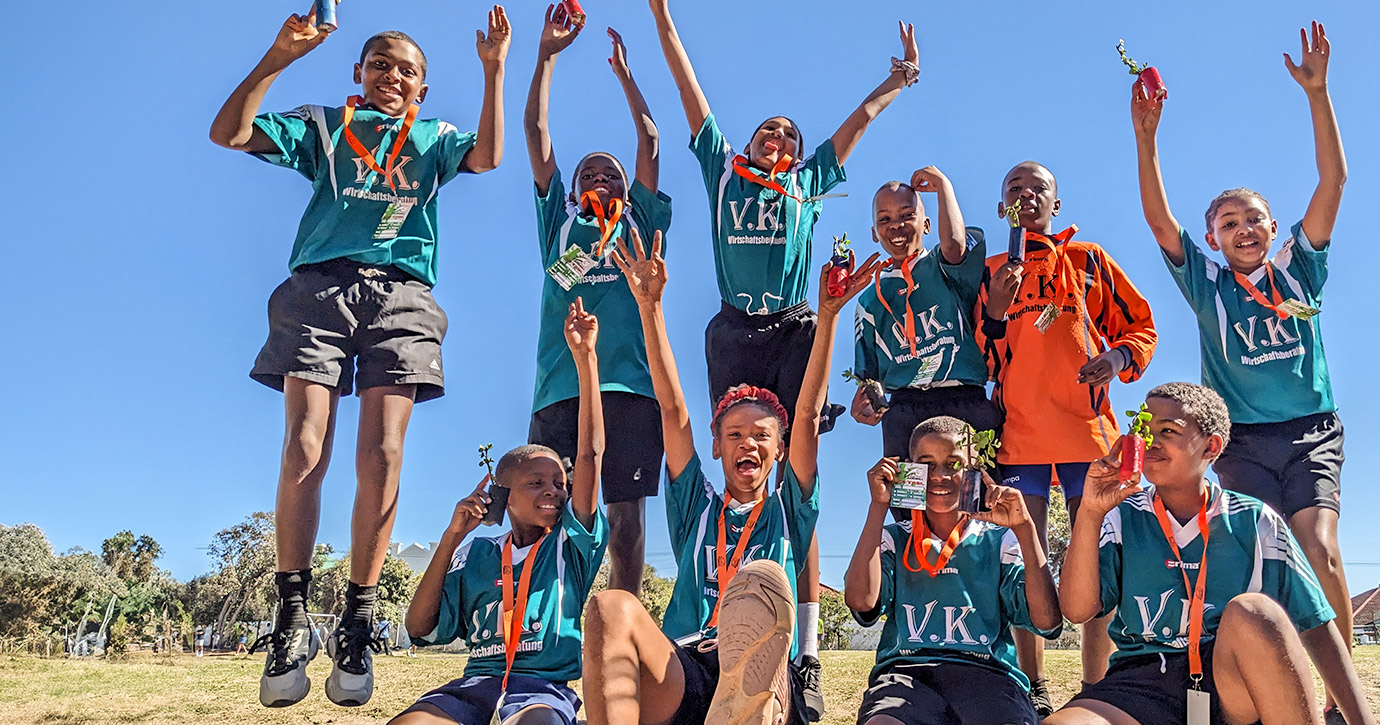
top-left (818, 404), bottom-right (847, 434)
top-left (250, 624), bottom-right (319, 708)
top-left (798, 653), bottom-right (826, 722)
top-left (325, 624), bottom-right (382, 706)
top-left (1325, 707), bottom-right (1349, 725)
top-left (1029, 678), bottom-right (1054, 718)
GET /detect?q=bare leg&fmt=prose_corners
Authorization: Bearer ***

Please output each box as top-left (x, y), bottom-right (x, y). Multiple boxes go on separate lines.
top-left (275, 378), bottom-right (340, 571)
top-left (1288, 506), bottom-right (1351, 709)
top-left (607, 499), bottom-right (647, 596)
top-left (1015, 493), bottom-right (1048, 684)
top-left (863, 717), bottom-right (906, 725)
top-left (1067, 494), bottom-right (1113, 684)
top-left (1042, 700), bottom-right (1140, 725)
top-left (1212, 593), bottom-right (1321, 725)
top-left (583, 590), bottom-right (689, 725)
top-left (388, 704), bottom-right (453, 724)
top-left (504, 705), bottom-right (565, 725)
top-left (351, 385), bottom-right (416, 586)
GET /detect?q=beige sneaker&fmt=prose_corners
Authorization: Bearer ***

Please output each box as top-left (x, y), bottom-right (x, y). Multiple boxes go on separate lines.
top-left (705, 559), bottom-right (796, 725)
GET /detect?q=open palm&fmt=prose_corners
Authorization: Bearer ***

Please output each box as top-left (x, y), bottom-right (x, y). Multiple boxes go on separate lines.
top-left (1284, 21), bottom-right (1329, 93)
top-left (613, 228), bottom-right (667, 305)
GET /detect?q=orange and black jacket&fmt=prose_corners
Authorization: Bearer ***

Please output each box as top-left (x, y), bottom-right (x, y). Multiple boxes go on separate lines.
top-left (976, 226), bottom-right (1157, 466)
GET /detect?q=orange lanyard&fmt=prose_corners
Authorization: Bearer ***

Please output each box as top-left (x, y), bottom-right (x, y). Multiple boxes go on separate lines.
top-left (875, 254), bottom-right (920, 357)
top-left (709, 498), bottom-right (766, 627)
top-left (501, 531), bottom-right (548, 690)
top-left (578, 190), bottom-right (626, 258)
top-left (1233, 266), bottom-right (1288, 319)
top-left (903, 511), bottom-right (967, 577)
top-left (730, 154), bottom-right (802, 202)
top-left (340, 95), bottom-right (418, 192)
top-left (1152, 492), bottom-right (1211, 687)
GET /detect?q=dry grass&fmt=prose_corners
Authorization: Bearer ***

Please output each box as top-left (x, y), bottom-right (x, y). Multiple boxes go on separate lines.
top-left (1, 647), bottom-right (1377, 724)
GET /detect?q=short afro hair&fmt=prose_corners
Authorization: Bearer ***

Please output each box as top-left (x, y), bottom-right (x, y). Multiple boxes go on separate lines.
top-left (872, 180), bottom-right (922, 221)
top-left (494, 444), bottom-right (563, 487)
top-left (360, 31), bottom-right (428, 80)
top-left (908, 415), bottom-right (971, 454)
top-left (1204, 187), bottom-right (1271, 231)
top-left (1146, 382), bottom-right (1232, 450)
top-left (711, 384), bottom-right (789, 438)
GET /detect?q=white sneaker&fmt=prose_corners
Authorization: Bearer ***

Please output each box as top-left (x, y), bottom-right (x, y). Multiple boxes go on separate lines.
top-left (325, 625), bottom-right (381, 707)
top-left (252, 625), bottom-right (319, 708)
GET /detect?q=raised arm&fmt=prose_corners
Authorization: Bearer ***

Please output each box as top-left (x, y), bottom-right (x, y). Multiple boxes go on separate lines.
top-left (1059, 445), bottom-right (1139, 623)
top-left (830, 22), bottom-right (917, 165)
top-left (974, 481), bottom-right (1061, 632)
top-left (608, 28), bottom-right (660, 193)
top-left (1287, 21), bottom-right (1346, 248)
top-left (461, 6), bottom-right (511, 174)
top-left (844, 458), bottom-right (897, 613)
top-left (789, 253), bottom-right (881, 490)
top-left (613, 228), bottom-right (695, 478)
top-left (524, 6), bottom-right (583, 192)
top-left (209, 10), bottom-right (330, 152)
top-left (1131, 79), bottom-right (1185, 263)
top-left (911, 166), bottom-right (966, 264)
top-left (647, 0), bottom-right (711, 135)
top-left (405, 479), bottom-right (490, 638)
top-left (566, 297), bottom-right (604, 529)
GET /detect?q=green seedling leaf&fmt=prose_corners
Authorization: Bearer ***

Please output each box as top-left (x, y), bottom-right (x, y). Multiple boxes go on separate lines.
top-left (1002, 199), bottom-right (1022, 228)
top-left (478, 443), bottom-right (496, 481)
top-left (963, 425), bottom-right (1003, 471)
top-left (1124, 404), bottom-right (1154, 446)
top-left (1117, 39), bottom-right (1146, 75)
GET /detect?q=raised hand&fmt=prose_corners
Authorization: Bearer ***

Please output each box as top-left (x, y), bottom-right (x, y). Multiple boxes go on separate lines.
top-left (1081, 439), bottom-right (1143, 520)
top-left (608, 27), bottom-right (631, 80)
top-left (612, 227), bottom-right (667, 305)
top-left (270, 7), bottom-right (331, 62)
top-left (1077, 348), bottom-right (1127, 387)
top-left (564, 296), bottom-right (599, 355)
top-left (898, 21), bottom-right (918, 64)
top-left (851, 386), bottom-right (885, 426)
top-left (909, 165), bottom-right (948, 194)
top-left (1284, 21), bottom-right (1329, 93)
top-left (540, 3), bottom-right (583, 55)
top-left (819, 252), bottom-right (882, 316)
top-left (448, 476), bottom-right (494, 534)
top-left (866, 457), bottom-right (899, 507)
top-left (476, 5), bottom-right (512, 66)
top-left (1130, 78), bottom-right (1165, 137)
top-left (985, 262), bottom-right (1024, 320)
top-left (972, 479), bottom-right (1031, 528)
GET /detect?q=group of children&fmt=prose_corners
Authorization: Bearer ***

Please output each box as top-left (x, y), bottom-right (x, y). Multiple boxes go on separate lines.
top-left (210, 2), bottom-right (1367, 723)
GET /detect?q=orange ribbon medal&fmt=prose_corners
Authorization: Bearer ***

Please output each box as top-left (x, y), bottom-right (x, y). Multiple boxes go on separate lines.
top-left (1233, 266), bottom-right (1288, 319)
top-left (500, 531), bottom-right (548, 690)
top-left (579, 190), bottom-right (626, 258)
top-left (903, 511), bottom-right (967, 577)
top-left (731, 153), bottom-right (802, 202)
top-left (875, 254), bottom-right (920, 357)
top-left (1152, 491), bottom-right (1211, 690)
top-left (341, 95), bottom-right (418, 192)
top-left (709, 498), bottom-right (766, 627)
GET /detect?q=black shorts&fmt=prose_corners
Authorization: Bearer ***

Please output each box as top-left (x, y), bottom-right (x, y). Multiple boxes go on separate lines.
top-left (881, 385), bottom-right (1004, 459)
top-left (251, 258), bottom-right (447, 402)
top-left (669, 638), bottom-right (808, 725)
top-left (1069, 643), bottom-right (1253, 725)
top-left (705, 301), bottom-right (818, 436)
top-left (529, 392), bottom-right (663, 505)
top-left (857, 660), bottom-right (1037, 725)
top-left (1213, 412), bottom-right (1344, 516)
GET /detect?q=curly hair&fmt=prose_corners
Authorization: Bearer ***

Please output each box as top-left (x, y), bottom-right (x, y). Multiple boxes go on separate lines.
top-left (907, 415), bottom-right (971, 453)
top-left (711, 384), bottom-right (789, 438)
top-left (360, 31), bottom-right (428, 80)
top-left (1204, 188), bottom-right (1271, 231)
top-left (1146, 382), bottom-right (1232, 451)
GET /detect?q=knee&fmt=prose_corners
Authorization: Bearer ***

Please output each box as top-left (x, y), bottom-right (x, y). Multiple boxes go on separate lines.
top-left (584, 590), bottom-right (643, 642)
top-left (360, 435), bottom-right (406, 475)
top-left (1220, 593), bottom-right (1292, 640)
top-left (1296, 532), bottom-right (1343, 574)
top-left (282, 423), bottom-right (330, 483)
top-left (608, 505), bottom-right (645, 545)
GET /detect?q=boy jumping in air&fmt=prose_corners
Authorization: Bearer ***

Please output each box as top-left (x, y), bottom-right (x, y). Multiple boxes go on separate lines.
top-left (209, 6), bottom-right (509, 707)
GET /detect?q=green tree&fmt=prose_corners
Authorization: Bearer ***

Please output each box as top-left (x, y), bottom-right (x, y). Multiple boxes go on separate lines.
top-left (819, 590), bottom-right (853, 650)
top-left (587, 562), bottom-right (675, 626)
top-left (309, 549), bottom-right (420, 627)
top-left (0, 524), bottom-right (125, 640)
top-left (206, 512), bottom-right (276, 638)
top-left (1048, 488), bottom-right (1071, 577)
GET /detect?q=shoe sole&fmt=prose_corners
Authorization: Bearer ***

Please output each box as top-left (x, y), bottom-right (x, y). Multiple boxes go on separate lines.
top-left (324, 632), bottom-right (373, 707)
top-left (705, 559), bottom-right (795, 725)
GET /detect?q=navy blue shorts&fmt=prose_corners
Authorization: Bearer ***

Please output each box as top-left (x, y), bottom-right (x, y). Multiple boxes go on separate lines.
top-left (1213, 412), bottom-right (1344, 516)
top-left (1066, 643), bottom-right (1258, 725)
top-left (1001, 462), bottom-right (1090, 499)
top-left (857, 660), bottom-right (1037, 725)
top-left (402, 674), bottom-right (580, 724)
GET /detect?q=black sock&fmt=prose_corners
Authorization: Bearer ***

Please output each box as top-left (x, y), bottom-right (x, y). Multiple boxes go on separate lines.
top-left (275, 570), bottom-right (311, 631)
top-left (342, 582), bottom-right (378, 631)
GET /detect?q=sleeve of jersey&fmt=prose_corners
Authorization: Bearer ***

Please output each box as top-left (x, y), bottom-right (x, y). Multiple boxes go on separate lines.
top-left (852, 526), bottom-right (897, 627)
top-left (1096, 509), bottom-right (1124, 619)
top-left (939, 227), bottom-right (988, 307)
top-left (251, 106), bottom-right (321, 179)
top-left (535, 168), bottom-right (570, 260)
top-left (854, 296), bottom-right (882, 383)
top-left (561, 503), bottom-right (610, 596)
top-left (998, 529), bottom-right (1062, 638)
top-left (630, 180), bottom-right (675, 242)
top-left (1088, 246), bottom-right (1157, 383)
top-left (1276, 220), bottom-right (1329, 302)
top-left (689, 114), bottom-right (732, 192)
top-left (666, 453), bottom-right (716, 565)
top-left (800, 139), bottom-right (846, 198)
top-left (436, 123), bottom-right (479, 186)
top-left (1257, 508), bottom-right (1335, 632)
top-left (414, 547), bottom-right (470, 647)
top-left (782, 462), bottom-right (822, 571)
top-left (1162, 228), bottom-right (1217, 313)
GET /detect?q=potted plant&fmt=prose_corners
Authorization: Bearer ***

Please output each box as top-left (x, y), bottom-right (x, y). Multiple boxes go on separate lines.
top-left (842, 367), bottom-right (889, 415)
top-left (478, 443), bottom-right (509, 525)
top-left (1118, 39), bottom-right (1167, 102)
top-left (1120, 404), bottom-right (1154, 483)
top-left (1003, 199), bottom-right (1026, 263)
top-left (958, 426), bottom-right (1000, 513)
top-left (827, 234), bottom-right (855, 297)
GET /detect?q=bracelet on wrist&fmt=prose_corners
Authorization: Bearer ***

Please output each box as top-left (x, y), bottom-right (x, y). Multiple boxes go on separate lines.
top-left (890, 57), bottom-right (919, 87)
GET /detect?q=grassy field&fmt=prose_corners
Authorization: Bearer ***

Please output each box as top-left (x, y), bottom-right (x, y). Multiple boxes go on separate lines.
top-left (2, 648), bottom-right (1379, 724)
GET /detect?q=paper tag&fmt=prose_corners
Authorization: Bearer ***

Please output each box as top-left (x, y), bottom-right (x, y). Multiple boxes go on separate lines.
top-left (1186, 688), bottom-right (1210, 725)
top-left (372, 197), bottom-right (416, 240)
top-left (1034, 303), bottom-right (1061, 334)
top-left (545, 246), bottom-right (599, 291)
top-left (910, 353), bottom-right (943, 387)
top-left (1276, 298), bottom-right (1321, 320)
top-left (890, 462), bottom-right (928, 510)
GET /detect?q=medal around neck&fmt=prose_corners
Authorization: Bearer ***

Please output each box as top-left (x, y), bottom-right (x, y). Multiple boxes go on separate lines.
top-left (957, 427), bottom-right (1000, 514)
top-left (890, 462), bottom-right (928, 510)
top-left (1120, 404), bottom-right (1153, 484)
top-left (1118, 39), bottom-right (1167, 102)
top-left (1004, 200), bottom-right (1026, 263)
top-left (1276, 298), bottom-right (1321, 320)
top-left (546, 246), bottom-right (600, 291)
top-left (478, 444), bottom-right (510, 526)
top-left (842, 368), bottom-right (889, 414)
top-left (314, 0), bottom-right (338, 31)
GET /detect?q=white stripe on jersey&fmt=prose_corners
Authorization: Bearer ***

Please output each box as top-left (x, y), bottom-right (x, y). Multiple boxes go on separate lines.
top-left (714, 147), bottom-right (733, 242)
top-left (999, 528), bottom-right (1022, 566)
top-left (1203, 257), bottom-right (1231, 360)
top-left (307, 105), bottom-right (338, 200)
top-left (880, 527), bottom-right (897, 555)
top-left (1254, 503), bottom-right (1324, 591)
top-left (448, 540), bottom-right (473, 574)
top-left (1099, 507), bottom-right (1124, 548)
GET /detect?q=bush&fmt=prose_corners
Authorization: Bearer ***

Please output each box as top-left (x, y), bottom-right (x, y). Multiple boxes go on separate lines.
top-left (106, 615), bottom-right (130, 660)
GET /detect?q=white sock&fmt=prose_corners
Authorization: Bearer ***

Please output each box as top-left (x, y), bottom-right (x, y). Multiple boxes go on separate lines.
top-left (797, 602), bottom-right (820, 660)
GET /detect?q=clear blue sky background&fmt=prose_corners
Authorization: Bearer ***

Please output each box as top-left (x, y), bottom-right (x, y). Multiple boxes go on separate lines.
top-left (4, 0), bottom-right (1376, 593)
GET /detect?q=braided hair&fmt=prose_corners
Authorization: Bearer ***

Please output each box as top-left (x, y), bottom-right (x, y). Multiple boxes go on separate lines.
top-left (711, 384), bottom-right (790, 438)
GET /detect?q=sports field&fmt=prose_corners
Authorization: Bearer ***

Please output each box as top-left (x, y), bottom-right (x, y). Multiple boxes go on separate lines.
top-left (3, 648), bottom-right (1379, 724)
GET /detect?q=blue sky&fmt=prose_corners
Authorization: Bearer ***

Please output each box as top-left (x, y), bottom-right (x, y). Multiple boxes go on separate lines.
top-left (4, 0), bottom-right (1377, 594)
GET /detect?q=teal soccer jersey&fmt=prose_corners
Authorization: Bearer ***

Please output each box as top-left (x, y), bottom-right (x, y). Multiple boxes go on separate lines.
top-left (1165, 222), bottom-right (1333, 424)
top-left (253, 104), bottom-right (478, 287)
top-left (853, 519), bottom-right (1060, 690)
top-left (413, 505), bottom-right (608, 682)
top-left (690, 114), bottom-right (846, 315)
top-left (532, 168), bottom-right (673, 413)
top-left (661, 453), bottom-right (819, 658)
top-left (1096, 483), bottom-right (1334, 662)
top-left (853, 230), bottom-right (989, 392)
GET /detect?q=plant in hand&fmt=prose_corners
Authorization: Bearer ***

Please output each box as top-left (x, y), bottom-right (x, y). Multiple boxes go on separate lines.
top-left (959, 426), bottom-right (1001, 513)
top-left (478, 443), bottom-right (508, 525)
top-left (827, 234), bottom-right (855, 297)
top-left (1003, 199), bottom-right (1026, 263)
top-left (1120, 404), bottom-right (1154, 483)
top-left (1118, 39), bottom-right (1167, 101)
top-left (843, 367), bottom-right (888, 414)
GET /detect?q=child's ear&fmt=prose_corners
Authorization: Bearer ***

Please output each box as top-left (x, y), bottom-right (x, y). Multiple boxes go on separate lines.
top-left (872, 226), bottom-right (881, 244)
top-left (1269, 218), bottom-right (1278, 240)
top-left (416, 85), bottom-right (428, 104)
top-left (1204, 232), bottom-right (1222, 252)
top-left (1051, 198), bottom-right (1061, 218)
top-left (921, 215), bottom-right (932, 236)
top-left (353, 63), bottom-right (363, 85)
top-left (995, 201), bottom-right (1007, 220)
top-left (711, 437), bottom-right (722, 461)
top-left (1203, 433), bottom-right (1225, 461)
